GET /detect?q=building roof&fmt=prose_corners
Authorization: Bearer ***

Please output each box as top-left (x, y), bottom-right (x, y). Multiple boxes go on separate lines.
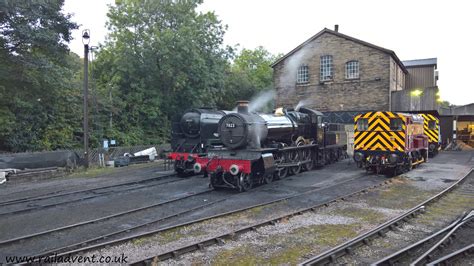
top-left (402, 58), bottom-right (437, 68)
top-left (440, 103), bottom-right (474, 116)
top-left (271, 28), bottom-right (408, 73)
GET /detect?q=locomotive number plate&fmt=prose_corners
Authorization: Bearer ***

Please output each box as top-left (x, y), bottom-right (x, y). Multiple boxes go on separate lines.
top-left (226, 123), bottom-right (236, 128)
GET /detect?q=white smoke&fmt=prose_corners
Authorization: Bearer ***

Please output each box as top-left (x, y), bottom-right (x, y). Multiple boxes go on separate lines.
top-left (248, 90), bottom-right (275, 113)
top-left (276, 42), bottom-right (317, 106)
top-left (295, 99), bottom-right (312, 111)
top-left (278, 45), bottom-right (311, 88)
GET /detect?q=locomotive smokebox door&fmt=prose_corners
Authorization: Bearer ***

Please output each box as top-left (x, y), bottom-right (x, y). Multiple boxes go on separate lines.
top-left (262, 153), bottom-right (275, 172)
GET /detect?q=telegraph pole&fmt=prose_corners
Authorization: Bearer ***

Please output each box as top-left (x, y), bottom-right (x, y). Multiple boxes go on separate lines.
top-left (82, 30), bottom-right (90, 168)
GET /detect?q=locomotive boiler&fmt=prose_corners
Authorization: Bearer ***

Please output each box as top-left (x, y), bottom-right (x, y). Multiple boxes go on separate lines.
top-left (201, 101), bottom-right (347, 192)
top-left (168, 108), bottom-right (229, 176)
top-left (218, 101), bottom-right (316, 149)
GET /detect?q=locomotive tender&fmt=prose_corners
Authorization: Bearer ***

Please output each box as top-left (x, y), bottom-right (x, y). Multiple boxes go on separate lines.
top-left (353, 111), bottom-right (429, 176)
top-left (168, 108), bottom-right (229, 176)
top-left (200, 101), bottom-right (347, 192)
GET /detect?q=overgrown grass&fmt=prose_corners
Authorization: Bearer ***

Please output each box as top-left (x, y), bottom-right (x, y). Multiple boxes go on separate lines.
top-left (330, 206), bottom-right (386, 223)
top-left (211, 223), bottom-right (360, 265)
top-left (363, 181), bottom-right (435, 210)
top-left (66, 166), bottom-right (119, 179)
top-left (64, 161), bottom-right (162, 179)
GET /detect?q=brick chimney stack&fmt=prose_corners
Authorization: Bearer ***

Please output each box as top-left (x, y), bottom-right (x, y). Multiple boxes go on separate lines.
top-left (334, 24), bottom-right (339, 32)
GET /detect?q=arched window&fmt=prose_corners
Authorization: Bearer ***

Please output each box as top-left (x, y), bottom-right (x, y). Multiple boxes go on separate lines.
top-left (346, 60), bottom-right (359, 79)
top-left (297, 65), bottom-right (309, 84)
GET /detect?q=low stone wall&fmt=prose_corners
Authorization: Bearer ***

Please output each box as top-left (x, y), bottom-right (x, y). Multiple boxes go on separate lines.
top-left (0, 144), bottom-right (171, 169)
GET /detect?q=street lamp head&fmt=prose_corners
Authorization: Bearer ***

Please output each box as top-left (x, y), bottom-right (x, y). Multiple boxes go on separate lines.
top-left (82, 29), bottom-right (90, 45)
top-left (410, 89), bottom-right (422, 97)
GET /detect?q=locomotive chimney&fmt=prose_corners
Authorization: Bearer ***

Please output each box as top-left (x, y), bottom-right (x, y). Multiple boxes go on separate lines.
top-left (237, 100), bottom-right (249, 114)
top-left (334, 24), bottom-right (339, 32)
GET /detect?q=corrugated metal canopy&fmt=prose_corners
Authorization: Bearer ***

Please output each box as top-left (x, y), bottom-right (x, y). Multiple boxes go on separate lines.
top-left (403, 58), bottom-right (437, 67)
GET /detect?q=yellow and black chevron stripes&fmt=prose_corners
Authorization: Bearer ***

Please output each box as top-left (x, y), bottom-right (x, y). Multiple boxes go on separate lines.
top-left (421, 114), bottom-right (439, 143)
top-left (354, 112), bottom-right (406, 152)
top-left (354, 131), bottom-right (405, 151)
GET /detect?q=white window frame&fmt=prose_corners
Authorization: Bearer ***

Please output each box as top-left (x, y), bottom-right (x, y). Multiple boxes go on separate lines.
top-left (297, 65), bottom-right (309, 84)
top-left (345, 60), bottom-right (359, 79)
top-left (320, 55), bottom-right (333, 81)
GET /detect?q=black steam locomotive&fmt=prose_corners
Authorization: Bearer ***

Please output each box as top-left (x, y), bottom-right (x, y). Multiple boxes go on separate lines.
top-left (202, 101), bottom-right (347, 191)
top-left (168, 108), bottom-right (229, 176)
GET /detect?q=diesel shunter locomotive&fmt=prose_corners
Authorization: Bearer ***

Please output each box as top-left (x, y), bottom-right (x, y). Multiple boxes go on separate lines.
top-left (353, 111), bottom-right (429, 176)
top-left (168, 108), bottom-right (229, 176)
top-left (200, 101), bottom-right (347, 192)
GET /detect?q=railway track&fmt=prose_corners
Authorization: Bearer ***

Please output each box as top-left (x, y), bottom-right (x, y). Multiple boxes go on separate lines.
top-left (427, 244), bottom-right (474, 265)
top-left (0, 173), bottom-right (182, 216)
top-left (0, 165), bottom-right (169, 201)
top-left (0, 189), bottom-right (214, 246)
top-left (374, 210), bottom-right (473, 265)
top-left (26, 174), bottom-right (386, 262)
top-left (0, 171), bottom-right (177, 206)
top-left (117, 178), bottom-right (397, 264)
top-left (300, 168), bottom-right (474, 266)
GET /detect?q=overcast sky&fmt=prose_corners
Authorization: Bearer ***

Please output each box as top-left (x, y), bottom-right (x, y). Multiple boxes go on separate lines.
top-left (63, 0), bottom-right (473, 105)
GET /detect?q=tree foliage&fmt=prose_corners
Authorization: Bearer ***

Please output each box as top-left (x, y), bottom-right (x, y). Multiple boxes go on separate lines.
top-left (0, 0), bottom-right (80, 152)
top-left (93, 0), bottom-right (277, 145)
top-left (0, 0), bottom-right (276, 151)
top-left (218, 46), bottom-right (277, 110)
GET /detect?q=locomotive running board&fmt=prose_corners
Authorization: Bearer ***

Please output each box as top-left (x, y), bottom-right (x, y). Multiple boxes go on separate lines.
top-left (279, 144), bottom-right (318, 151)
top-left (278, 159), bottom-right (312, 168)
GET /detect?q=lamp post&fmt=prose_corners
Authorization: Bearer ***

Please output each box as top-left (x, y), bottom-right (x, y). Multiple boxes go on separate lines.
top-left (82, 29), bottom-right (90, 168)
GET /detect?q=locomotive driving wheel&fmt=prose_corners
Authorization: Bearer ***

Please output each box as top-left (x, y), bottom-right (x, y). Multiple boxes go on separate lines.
top-left (275, 166), bottom-right (288, 179)
top-left (274, 152), bottom-right (288, 179)
top-left (289, 141), bottom-right (304, 175)
top-left (303, 141), bottom-right (316, 171)
top-left (238, 173), bottom-right (252, 192)
top-left (302, 149), bottom-right (314, 171)
top-left (263, 173), bottom-right (273, 184)
top-left (288, 150), bottom-right (302, 175)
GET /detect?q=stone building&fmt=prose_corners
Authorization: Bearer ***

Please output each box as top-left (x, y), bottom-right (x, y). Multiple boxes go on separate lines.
top-left (272, 26), bottom-right (438, 115)
top-left (272, 25), bottom-right (439, 117)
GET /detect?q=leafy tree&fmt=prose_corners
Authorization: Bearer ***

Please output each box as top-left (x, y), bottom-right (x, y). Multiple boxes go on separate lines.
top-left (0, 0), bottom-right (79, 151)
top-left (93, 0), bottom-right (231, 145)
top-left (233, 46), bottom-right (276, 90)
top-left (217, 46), bottom-right (277, 110)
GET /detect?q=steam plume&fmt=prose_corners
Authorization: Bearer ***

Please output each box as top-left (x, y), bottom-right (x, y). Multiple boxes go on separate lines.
top-left (249, 90), bottom-right (275, 112)
top-left (295, 99), bottom-right (312, 111)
